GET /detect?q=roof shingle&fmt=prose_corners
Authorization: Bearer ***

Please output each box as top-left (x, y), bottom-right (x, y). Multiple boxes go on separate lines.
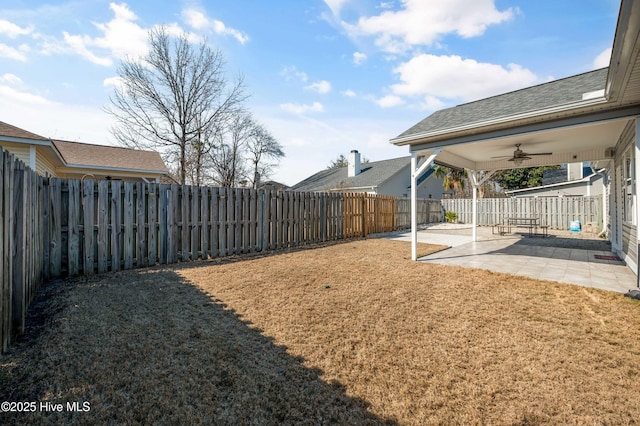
top-left (52, 139), bottom-right (168, 173)
top-left (395, 68), bottom-right (608, 140)
top-left (0, 121), bottom-right (48, 141)
top-left (291, 156), bottom-right (409, 191)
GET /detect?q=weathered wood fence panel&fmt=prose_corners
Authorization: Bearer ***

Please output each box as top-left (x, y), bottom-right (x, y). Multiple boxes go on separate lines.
top-left (442, 196), bottom-right (603, 230)
top-left (0, 148), bottom-right (44, 353)
top-left (396, 198), bottom-right (444, 228)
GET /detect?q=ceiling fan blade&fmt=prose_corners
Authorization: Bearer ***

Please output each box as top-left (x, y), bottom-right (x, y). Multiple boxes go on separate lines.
top-left (508, 156), bottom-right (532, 162)
top-left (490, 155), bottom-right (512, 159)
top-left (526, 152), bottom-right (553, 156)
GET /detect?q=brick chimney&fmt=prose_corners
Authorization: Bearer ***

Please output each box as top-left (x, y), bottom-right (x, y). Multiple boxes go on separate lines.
top-left (348, 150), bottom-right (361, 177)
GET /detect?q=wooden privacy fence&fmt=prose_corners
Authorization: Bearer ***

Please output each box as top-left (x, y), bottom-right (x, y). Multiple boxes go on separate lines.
top-left (42, 183), bottom-right (414, 278)
top-left (442, 196), bottom-right (603, 230)
top-left (1, 149), bottom-right (45, 353)
top-left (396, 198), bottom-right (444, 228)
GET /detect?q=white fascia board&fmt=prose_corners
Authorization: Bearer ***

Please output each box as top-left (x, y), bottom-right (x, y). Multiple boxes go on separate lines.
top-left (0, 136), bottom-right (52, 146)
top-left (328, 186), bottom-right (377, 192)
top-left (57, 164), bottom-right (169, 175)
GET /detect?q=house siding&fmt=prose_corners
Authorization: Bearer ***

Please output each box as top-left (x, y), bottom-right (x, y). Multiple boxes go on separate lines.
top-left (614, 120), bottom-right (637, 270)
top-left (0, 141), bottom-right (30, 166)
top-left (35, 147), bottom-right (58, 177)
top-left (377, 166), bottom-right (445, 199)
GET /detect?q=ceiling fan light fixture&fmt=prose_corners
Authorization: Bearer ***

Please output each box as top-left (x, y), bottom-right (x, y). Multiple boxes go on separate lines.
top-left (513, 157), bottom-right (524, 166)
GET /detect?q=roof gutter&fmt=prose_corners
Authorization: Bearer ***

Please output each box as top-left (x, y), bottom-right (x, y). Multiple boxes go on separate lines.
top-left (605, 0), bottom-right (640, 102)
top-left (390, 96), bottom-right (609, 146)
top-left (58, 163), bottom-right (169, 174)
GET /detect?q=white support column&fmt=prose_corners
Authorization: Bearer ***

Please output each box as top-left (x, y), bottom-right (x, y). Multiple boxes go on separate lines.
top-left (471, 171), bottom-right (478, 242)
top-left (411, 153), bottom-right (418, 261)
top-left (411, 148), bottom-right (441, 261)
top-left (635, 118), bottom-right (640, 286)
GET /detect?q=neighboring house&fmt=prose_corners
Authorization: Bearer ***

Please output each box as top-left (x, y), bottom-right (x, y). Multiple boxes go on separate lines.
top-left (291, 150), bottom-right (446, 199)
top-left (506, 163), bottom-right (605, 197)
top-left (390, 0), bottom-right (640, 272)
top-left (257, 180), bottom-right (289, 192)
top-left (0, 120), bottom-right (169, 182)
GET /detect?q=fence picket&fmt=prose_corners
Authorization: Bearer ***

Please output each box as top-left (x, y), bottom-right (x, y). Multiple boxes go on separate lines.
top-left (67, 179), bottom-right (80, 276)
top-left (148, 183), bottom-right (157, 266)
top-left (123, 182), bottom-right (134, 270)
top-left (83, 179), bottom-right (95, 275)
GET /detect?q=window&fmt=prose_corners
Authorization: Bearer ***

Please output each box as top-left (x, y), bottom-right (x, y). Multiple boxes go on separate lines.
top-left (623, 147), bottom-right (635, 224)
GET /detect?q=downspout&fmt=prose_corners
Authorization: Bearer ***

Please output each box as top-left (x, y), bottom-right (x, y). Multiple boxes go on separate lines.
top-left (593, 168), bottom-right (609, 239)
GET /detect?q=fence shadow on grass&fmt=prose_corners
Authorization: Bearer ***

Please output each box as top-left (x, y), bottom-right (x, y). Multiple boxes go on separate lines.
top-left (0, 270), bottom-right (395, 425)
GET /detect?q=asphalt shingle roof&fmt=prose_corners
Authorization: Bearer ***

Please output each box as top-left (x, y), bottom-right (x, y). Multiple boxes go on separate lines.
top-left (52, 139), bottom-right (168, 172)
top-left (0, 121), bottom-right (48, 141)
top-left (291, 156), bottom-right (409, 192)
top-left (395, 68), bottom-right (608, 140)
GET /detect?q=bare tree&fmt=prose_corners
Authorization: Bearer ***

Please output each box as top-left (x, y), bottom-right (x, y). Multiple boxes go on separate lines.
top-left (205, 112), bottom-right (253, 187)
top-left (245, 121), bottom-right (284, 189)
top-left (106, 26), bottom-right (245, 184)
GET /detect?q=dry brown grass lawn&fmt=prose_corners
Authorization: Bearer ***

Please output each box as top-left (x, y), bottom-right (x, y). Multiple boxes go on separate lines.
top-left (2, 239), bottom-right (640, 425)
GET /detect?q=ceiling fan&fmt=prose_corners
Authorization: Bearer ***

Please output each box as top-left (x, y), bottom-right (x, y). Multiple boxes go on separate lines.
top-left (492, 144), bottom-right (552, 165)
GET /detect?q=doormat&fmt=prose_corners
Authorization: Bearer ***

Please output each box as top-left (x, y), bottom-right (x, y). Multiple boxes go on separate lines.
top-left (594, 254), bottom-right (622, 261)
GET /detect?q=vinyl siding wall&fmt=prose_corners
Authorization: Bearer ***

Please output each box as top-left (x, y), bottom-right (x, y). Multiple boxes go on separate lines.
top-left (0, 142), bottom-right (30, 166)
top-left (35, 147), bottom-right (58, 177)
top-left (614, 120), bottom-right (637, 270)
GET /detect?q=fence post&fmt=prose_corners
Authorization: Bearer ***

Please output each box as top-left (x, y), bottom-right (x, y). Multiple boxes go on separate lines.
top-left (11, 163), bottom-right (25, 337)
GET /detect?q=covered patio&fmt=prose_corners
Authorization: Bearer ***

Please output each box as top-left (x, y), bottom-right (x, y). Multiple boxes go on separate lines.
top-left (388, 225), bottom-right (636, 293)
top-left (391, 0), bottom-right (640, 286)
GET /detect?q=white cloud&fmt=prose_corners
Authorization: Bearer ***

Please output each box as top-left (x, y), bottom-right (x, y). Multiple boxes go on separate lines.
top-left (103, 76), bottom-right (124, 89)
top-left (280, 101), bottom-right (325, 115)
top-left (390, 53), bottom-right (538, 103)
top-left (0, 86), bottom-right (116, 144)
top-left (0, 85), bottom-right (52, 105)
top-left (346, 0), bottom-right (516, 53)
top-left (305, 80), bottom-right (332, 94)
top-left (323, 0), bottom-right (350, 16)
top-left (0, 20), bottom-right (33, 38)
top-left (343, 89), bottom-right (356, 97)
top-left (593, 47), bottom-right (612, 69)
top-left (63, 32), bottom-right (113, 66)
top-left (183, 9), bottom-right (209, 30)
top-left (353, 51), bottom-right (367, 65)
top-left (182, 8), bottom-right (249, 44)
top-left (0, 43), bottom-right (28, 61)
top-left (280, 66), bottom-right (308, 82)
top-left (61, 2), bottom-right (148, 66)
top-left (375, 94), bottom-right (404, 108)
top-left (0, 73), bottom-right (23, 85)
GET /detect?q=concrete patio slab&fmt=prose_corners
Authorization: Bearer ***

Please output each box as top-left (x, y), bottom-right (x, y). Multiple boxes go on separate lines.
top-left (387, 224), bottom-right (637, 294)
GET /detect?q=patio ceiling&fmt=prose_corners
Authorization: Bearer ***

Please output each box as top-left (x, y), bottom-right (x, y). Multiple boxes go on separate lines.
top-left (410, 113), bottom-right (635, 171)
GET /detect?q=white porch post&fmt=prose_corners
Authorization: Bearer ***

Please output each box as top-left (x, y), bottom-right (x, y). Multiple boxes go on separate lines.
top-left (471, 171), bottom-right (478, 242)
top-left (411, 153), bottom-right (418, 261)
top-left (411, 148), bottom-right (441, 261)
top-left (635, 118), bottom-right (640, 286)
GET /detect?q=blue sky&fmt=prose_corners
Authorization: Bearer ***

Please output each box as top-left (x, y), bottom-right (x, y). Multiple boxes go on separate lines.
top-left (0, 0), bottom-right (621, 185)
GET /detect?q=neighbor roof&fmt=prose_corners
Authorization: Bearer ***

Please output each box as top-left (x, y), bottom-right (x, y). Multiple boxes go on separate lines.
top-left (394, 68), bottom-right (608, 141)
top-left (52, 139), bottom-right (168, 173)
top-left (291, 156), bottom-right (409, 191)
top-left (0, 121), bottom-right (48, 141)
